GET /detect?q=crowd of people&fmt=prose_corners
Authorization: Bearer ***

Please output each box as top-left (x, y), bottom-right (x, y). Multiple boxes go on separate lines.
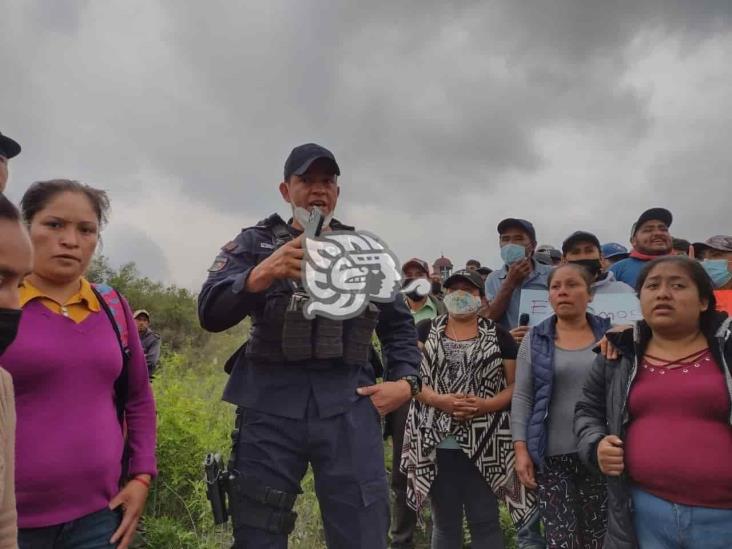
top-left (0, 132), bottom-right (730, 549)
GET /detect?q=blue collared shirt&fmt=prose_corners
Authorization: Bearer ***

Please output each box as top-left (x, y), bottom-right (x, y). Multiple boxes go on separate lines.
top-left (484, 260), bottom-right (553, 329)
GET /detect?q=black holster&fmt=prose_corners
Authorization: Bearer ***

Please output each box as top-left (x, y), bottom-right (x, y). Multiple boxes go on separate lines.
top-left (204, 453), bottom-right (229, 525)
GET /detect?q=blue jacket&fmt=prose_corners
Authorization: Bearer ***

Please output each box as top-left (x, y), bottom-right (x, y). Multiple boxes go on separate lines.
top-left (526, 313), bottom-right (612, 466)
top-left (198, 213), bottom-right (421, 420)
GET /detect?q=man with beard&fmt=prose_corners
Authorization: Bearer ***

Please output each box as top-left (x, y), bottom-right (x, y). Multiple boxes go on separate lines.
top-left (198, 144), bottom-right (421, 548)
top-left (609, 208), bottom-right (674, 288)
top-left (0, 193), bottom-right (33, 547)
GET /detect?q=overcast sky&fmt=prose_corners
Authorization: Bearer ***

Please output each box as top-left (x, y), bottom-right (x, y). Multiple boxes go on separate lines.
top-left (2, 1), bottom-right (731, 289)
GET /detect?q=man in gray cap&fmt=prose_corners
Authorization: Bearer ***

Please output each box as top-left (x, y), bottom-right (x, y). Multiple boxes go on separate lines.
top-left (0, 132), bottom-right (22, 192)
top-left (133, 309), bottom-right (161, 378)
top-left (694, 235), bottom-right (732, 290)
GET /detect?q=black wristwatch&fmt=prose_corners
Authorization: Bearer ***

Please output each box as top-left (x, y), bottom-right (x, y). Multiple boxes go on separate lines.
top-left (399, 375), bottom-right (422, 397)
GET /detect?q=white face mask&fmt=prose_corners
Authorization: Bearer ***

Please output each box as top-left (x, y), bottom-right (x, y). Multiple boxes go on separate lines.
top-left (292, 205), bottom-right (333, 232)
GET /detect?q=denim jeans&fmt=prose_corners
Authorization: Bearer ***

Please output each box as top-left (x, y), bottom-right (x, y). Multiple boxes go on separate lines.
top-left (429, 449), bottom-right (504, 549)
top-left (18, 507), bottom-right (122, 549)
top-left (516, 510), bottom-right (545, 549)
top-left (631, 487), bottom-right (732, 549)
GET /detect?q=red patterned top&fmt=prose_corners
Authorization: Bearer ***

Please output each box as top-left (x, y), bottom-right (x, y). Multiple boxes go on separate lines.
top-left (626, 349), bottom-right (732, 508)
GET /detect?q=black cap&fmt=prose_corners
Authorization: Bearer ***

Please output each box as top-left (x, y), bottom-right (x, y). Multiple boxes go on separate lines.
top-left (443, 269), bottom-right (485, 296)
top-left (0, 132), bottom-right (21, 159)
top-left (284, 143), bottom-right (340, 181)
top-left (497, 218), bottom-right (536, 242)
top-left (476, 266), bottom-right (493, 276)
top-left (562, 231), bottom-right (601, 255)
top-left (631, 208), bottom-right (672, 237)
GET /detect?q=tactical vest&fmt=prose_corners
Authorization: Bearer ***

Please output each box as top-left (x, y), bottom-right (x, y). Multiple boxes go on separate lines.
top-left (244, 214), bottom-right (380, 366)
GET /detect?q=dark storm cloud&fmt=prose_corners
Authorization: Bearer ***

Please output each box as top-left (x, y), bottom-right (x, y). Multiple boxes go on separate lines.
top-left (1, 0), bottom-right (731, 285)
top-left (103, 223), bottom-right (171, 282)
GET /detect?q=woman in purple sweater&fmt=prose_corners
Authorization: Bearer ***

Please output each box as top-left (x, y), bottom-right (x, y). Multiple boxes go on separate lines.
top-left (2, 180), bottom-right (157, 549)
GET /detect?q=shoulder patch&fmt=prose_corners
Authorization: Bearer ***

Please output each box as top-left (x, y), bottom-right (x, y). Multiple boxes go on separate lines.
top-left (222, 240), bottom-right (239, 253)
top-left (208, 254), bottom-right (229, 272)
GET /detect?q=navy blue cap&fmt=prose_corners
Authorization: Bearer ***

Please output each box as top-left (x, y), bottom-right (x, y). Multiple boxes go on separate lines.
top-left (562, 231), bottom-right (601, 254)
top-left (0, 132), bottom-right (21, 159)
top-left (497, 218), bottom-right (536, 242)
top-left (284, 143), bottom-right (340, 181)
top-left (601, 242), bottom-right (629, 259)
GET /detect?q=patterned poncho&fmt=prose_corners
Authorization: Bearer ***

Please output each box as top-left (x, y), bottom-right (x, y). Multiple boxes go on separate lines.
top-left (399, 315), bottom-right (538, 529)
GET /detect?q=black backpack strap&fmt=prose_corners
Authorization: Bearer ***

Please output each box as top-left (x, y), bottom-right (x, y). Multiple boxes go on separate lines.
top-left (91, 285), bottom-right (130, 423)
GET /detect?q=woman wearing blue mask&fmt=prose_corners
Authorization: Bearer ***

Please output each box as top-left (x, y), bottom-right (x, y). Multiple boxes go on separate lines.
top-left (400, 269), bottom-right (537, 549)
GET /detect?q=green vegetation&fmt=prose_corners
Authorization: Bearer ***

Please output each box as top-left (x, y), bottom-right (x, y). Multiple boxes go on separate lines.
top-left (89, 257), bottom-right (517, 548)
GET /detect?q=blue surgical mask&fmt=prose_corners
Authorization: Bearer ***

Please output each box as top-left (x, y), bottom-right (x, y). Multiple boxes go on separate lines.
top-left (500, 243), bottom-right (526, 266)
top-left (702, 259), bottom-right (732, 289)
top-left (444, 290), bottom-right (481, 317)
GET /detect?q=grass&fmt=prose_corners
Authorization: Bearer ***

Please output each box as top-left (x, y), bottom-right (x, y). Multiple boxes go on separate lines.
top-left (144, 352), bottom-right (517, 548)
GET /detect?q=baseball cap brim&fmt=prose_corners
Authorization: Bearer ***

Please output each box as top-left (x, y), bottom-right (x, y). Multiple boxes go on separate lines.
top-left (292, 155), bottom-right (340, 177)
top-left (133, 309), bottom-right (151, 320)
top-left (497, 218), bottom-right (536, 241)
top-left (402, 258), bottom-right (430, 275)
top-left (562, 231), bottom-right (601, 255)
top-left (693, 237), bottom-right (732, 255)
top-left (0, 134), bottom-right (21, 159)
top-left (632, 208), bottom-right (672, 236)
top-left (443, 270), bottom-right (485, 295)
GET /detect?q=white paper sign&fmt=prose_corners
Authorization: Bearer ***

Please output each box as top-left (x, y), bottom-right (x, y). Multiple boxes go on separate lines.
top-left (518, 289), bottom-right (642, 327)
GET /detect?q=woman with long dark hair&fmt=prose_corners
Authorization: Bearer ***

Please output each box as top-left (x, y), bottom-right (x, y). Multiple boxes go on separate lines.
top-left (575, 256), bottom-right (732, 548)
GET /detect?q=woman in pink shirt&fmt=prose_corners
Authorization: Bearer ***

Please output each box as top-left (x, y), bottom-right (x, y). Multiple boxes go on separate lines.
top-left (3, 180), bottom-right (156, 549)
top-left (575, 256), bottom-right (732, 548)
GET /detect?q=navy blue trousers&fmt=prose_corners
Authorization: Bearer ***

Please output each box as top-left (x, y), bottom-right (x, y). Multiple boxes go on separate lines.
top-left (231, 394), bottom-right (389, 548)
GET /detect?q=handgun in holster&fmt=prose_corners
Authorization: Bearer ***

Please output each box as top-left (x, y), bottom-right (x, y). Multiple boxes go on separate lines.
top-left (204, 453), bottom-right (230, 525)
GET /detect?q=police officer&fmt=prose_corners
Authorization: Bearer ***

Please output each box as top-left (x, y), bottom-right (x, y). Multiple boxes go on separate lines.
top-left (198, 143), bottom-right (422, 549)
top-left (0, 131), bottom-right (22, 192)
top-left (133, 309), bottom-right (162, 378)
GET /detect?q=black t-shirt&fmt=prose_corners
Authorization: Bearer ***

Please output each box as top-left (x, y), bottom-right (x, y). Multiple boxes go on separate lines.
top-left (415, 318), bottom-right (518, 359)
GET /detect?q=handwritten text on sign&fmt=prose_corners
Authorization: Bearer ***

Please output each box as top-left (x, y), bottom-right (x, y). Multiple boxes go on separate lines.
top-left (518, 289), bottom-right (642, 326)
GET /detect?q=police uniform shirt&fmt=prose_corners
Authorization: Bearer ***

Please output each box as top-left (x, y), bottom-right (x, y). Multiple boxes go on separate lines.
top-left (198, 214), bottom-right (421, 420)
